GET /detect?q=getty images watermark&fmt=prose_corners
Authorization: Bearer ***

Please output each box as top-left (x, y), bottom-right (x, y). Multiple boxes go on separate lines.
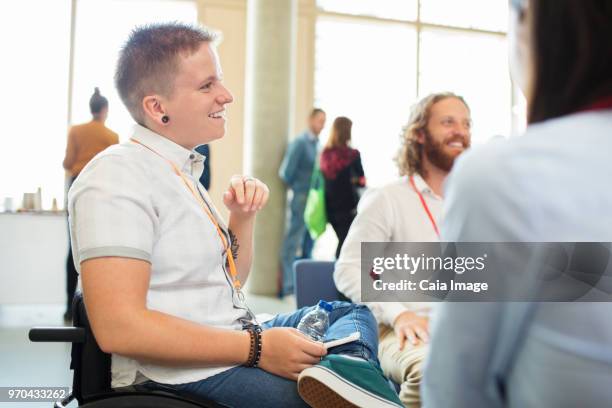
top-left (361, 242), bottom-right (612, 302)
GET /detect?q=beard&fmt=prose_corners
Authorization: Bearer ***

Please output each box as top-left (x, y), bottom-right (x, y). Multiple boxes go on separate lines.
top-left (423, 130), bottom-right (470, 172)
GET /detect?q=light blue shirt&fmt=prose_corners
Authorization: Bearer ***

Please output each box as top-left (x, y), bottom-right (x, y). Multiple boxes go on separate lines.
top-left (423, 110), bottom-right (612, 408)
top-left (279, 130), bottom-right (319, 193)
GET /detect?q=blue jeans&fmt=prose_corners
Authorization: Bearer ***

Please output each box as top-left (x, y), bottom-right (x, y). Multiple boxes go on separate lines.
top-left (299, 229), bottom-right (314, 260)
top-left (279, 190), bottom-right (309, 296)
top-left (144, 302), bottom-right (379, 408)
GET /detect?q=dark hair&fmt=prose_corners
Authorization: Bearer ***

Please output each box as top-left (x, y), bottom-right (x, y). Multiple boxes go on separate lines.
top-left (115, 22), bottom-right (217, 124)
top-left (396, 93), bottom-right (469, 176)
top-left (89, 87), bottom-right (108, 115)
top-left (325, 116), bottom-right (352, 148)
top-left (309, 108), bottom-right (325, 118)
top-left (522, 0), bottom-right (612, 124)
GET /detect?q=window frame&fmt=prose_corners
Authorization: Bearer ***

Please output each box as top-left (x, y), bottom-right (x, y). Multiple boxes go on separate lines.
top-left (314, 0), bottom-right (523, 136)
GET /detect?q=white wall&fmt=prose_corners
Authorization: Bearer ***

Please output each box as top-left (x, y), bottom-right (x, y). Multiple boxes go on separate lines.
top-left (0, 213), bottom-right (68, 305)
top-left (198, 0), bottom-right (316, 219)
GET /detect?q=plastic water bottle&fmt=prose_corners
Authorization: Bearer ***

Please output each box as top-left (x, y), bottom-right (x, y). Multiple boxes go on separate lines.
top-left (297, 300), bottom-right (332, 341)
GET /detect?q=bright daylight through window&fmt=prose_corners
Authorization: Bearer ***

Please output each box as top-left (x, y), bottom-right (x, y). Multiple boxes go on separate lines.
top-left (315, 0), bottom-right (520, 187)
top-left (0, 0), bottom-right (197, 211)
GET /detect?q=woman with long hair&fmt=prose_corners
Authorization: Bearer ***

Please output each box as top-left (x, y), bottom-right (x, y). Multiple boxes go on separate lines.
top-left (319, 116), bottom-right (365, 258)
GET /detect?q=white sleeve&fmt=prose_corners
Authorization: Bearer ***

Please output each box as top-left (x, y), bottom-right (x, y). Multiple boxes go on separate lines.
top-left (333, 187), bottom-right (421, 326)
top-left (68, 154), bottom-right (158, 270)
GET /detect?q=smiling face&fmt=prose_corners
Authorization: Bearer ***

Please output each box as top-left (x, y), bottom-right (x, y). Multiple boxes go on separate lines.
top-left (161, 42), bottom-right (233, 149)
top-left (420, 97), bottom-right (472, 172)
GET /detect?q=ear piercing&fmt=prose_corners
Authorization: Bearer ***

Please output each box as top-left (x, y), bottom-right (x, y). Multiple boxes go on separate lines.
top-left (162, 115), bottom-right (169, 123)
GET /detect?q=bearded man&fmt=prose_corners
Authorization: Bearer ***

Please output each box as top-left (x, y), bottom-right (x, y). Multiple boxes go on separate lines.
top-left (334, 92), bottom-right (472, 407)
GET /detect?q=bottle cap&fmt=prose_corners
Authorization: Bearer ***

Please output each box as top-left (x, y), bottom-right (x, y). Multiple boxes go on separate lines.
top-left (317, 300), bottom-right (333, 312)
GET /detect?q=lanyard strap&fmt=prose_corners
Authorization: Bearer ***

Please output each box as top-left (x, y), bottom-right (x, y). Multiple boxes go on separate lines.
top-left (130, 138), bottom-right (242, 291)
top-left (409, 176), bottom-right (440, 238)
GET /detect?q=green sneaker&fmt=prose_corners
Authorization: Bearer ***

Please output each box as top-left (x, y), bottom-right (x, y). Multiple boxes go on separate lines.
top-left (298, 354), bottom-right (403, 408)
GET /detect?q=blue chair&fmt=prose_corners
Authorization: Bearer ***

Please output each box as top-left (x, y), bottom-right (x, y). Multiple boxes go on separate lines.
top-left (293, 260), bottom-right (344, 308)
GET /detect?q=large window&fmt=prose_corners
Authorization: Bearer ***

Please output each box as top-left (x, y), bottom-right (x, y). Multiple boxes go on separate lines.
top-left (71, 0), bottom-right (197, 136)
top-left (0, 0), bottom-right (71, 210)
top-left (318, 0), bottom-right (418, 21)
top-left (0, 0), bottom-right (197, 211)
top-left (420, 0), bottom-right (508, 32)
top-left (419, 28), bottom-right (511, 143)
top-left (315, 0), bottom-right (520, 187)
top-left (315, 18), bottom-right (417, 187)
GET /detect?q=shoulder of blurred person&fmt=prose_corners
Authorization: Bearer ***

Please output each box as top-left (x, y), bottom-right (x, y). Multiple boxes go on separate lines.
top-left (443, 110), bottom-right (612, 242)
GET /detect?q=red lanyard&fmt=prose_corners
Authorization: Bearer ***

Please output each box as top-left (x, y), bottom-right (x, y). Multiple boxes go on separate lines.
top-left (409, 176), bottom-right (440, 238)
top-left (130, 138), bottom-right (242, 292)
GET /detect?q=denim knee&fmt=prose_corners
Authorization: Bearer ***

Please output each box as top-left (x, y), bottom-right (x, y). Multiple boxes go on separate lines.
top-left (328, 301), bottom-right (376, 322)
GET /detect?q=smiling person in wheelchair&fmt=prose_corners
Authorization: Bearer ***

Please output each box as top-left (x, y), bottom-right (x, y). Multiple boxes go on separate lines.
top-left (66, 23), bottom-right (402, 408)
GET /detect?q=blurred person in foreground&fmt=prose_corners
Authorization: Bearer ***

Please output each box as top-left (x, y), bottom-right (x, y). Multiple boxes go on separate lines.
top-left (423, 1), bottom-right (612, 407)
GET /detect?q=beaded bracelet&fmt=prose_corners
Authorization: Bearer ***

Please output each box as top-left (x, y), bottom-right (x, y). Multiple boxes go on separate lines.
top-left (244, 325), bottom-right (263, 367)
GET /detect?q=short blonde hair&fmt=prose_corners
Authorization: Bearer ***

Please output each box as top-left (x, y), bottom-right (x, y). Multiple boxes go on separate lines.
top-left (115, 23), bottom-right (217, 125)
top-left (395, 92), bottom-right (469, 176)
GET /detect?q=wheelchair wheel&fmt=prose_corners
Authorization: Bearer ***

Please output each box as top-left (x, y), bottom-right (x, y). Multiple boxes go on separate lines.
top-left (81, 394), bottom-right (215, 407)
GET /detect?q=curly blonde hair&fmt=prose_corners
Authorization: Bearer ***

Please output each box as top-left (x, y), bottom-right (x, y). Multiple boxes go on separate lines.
top-left (395, 92), bottom-right (469, 176)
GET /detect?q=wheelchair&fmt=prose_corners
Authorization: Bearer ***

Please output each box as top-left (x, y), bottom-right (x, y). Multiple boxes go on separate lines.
top-left (29, 293), bottom-right (224, 407)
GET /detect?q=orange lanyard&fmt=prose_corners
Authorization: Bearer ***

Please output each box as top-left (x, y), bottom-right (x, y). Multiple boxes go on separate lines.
top-left (130, 138), bottom-right (242, 292)
top-left (409, 176), bottom-right (440, 238)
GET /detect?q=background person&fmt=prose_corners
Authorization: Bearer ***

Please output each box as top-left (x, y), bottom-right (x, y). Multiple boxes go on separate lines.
top-left (319, 116), bottom-right (365, 258)
top-left (423, 1), bottom-right (612, 407)
top-left (278, 108), bottom-right (326, 297)
top-left (61, 87), bottom-right (118, 321)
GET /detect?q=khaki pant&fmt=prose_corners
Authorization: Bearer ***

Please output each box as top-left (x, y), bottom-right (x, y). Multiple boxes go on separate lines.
top-left (378, 325), bottom-right (428, 408)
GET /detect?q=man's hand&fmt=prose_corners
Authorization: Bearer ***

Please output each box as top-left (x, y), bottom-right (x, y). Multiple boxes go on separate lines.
top-left (223, 175), bottom-right (270, 216)
top-left (393, 311), bottom-right (430, 350)
top-left (258, 328), bottom-right (327, 380)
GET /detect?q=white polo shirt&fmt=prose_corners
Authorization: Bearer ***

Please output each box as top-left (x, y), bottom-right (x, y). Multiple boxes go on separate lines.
top-left (68, 124), bottom-right (248, 387)
top-left (334, 175), bottom-right (436, 327)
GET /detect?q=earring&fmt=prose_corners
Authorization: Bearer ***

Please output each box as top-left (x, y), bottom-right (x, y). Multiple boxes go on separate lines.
top-left (161, 115), bottom-right (169, 124)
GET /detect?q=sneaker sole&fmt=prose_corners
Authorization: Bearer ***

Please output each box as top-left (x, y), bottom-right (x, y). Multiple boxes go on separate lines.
top-left (298, 366), bottom-right (401, 408)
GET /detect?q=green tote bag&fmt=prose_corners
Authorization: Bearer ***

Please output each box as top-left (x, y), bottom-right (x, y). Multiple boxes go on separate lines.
top-left (304, 158), bottom-right (327, 239)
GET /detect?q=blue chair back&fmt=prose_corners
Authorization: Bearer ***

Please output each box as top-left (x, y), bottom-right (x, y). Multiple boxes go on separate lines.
top-left (293, 260), bottom-right (343, 308)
